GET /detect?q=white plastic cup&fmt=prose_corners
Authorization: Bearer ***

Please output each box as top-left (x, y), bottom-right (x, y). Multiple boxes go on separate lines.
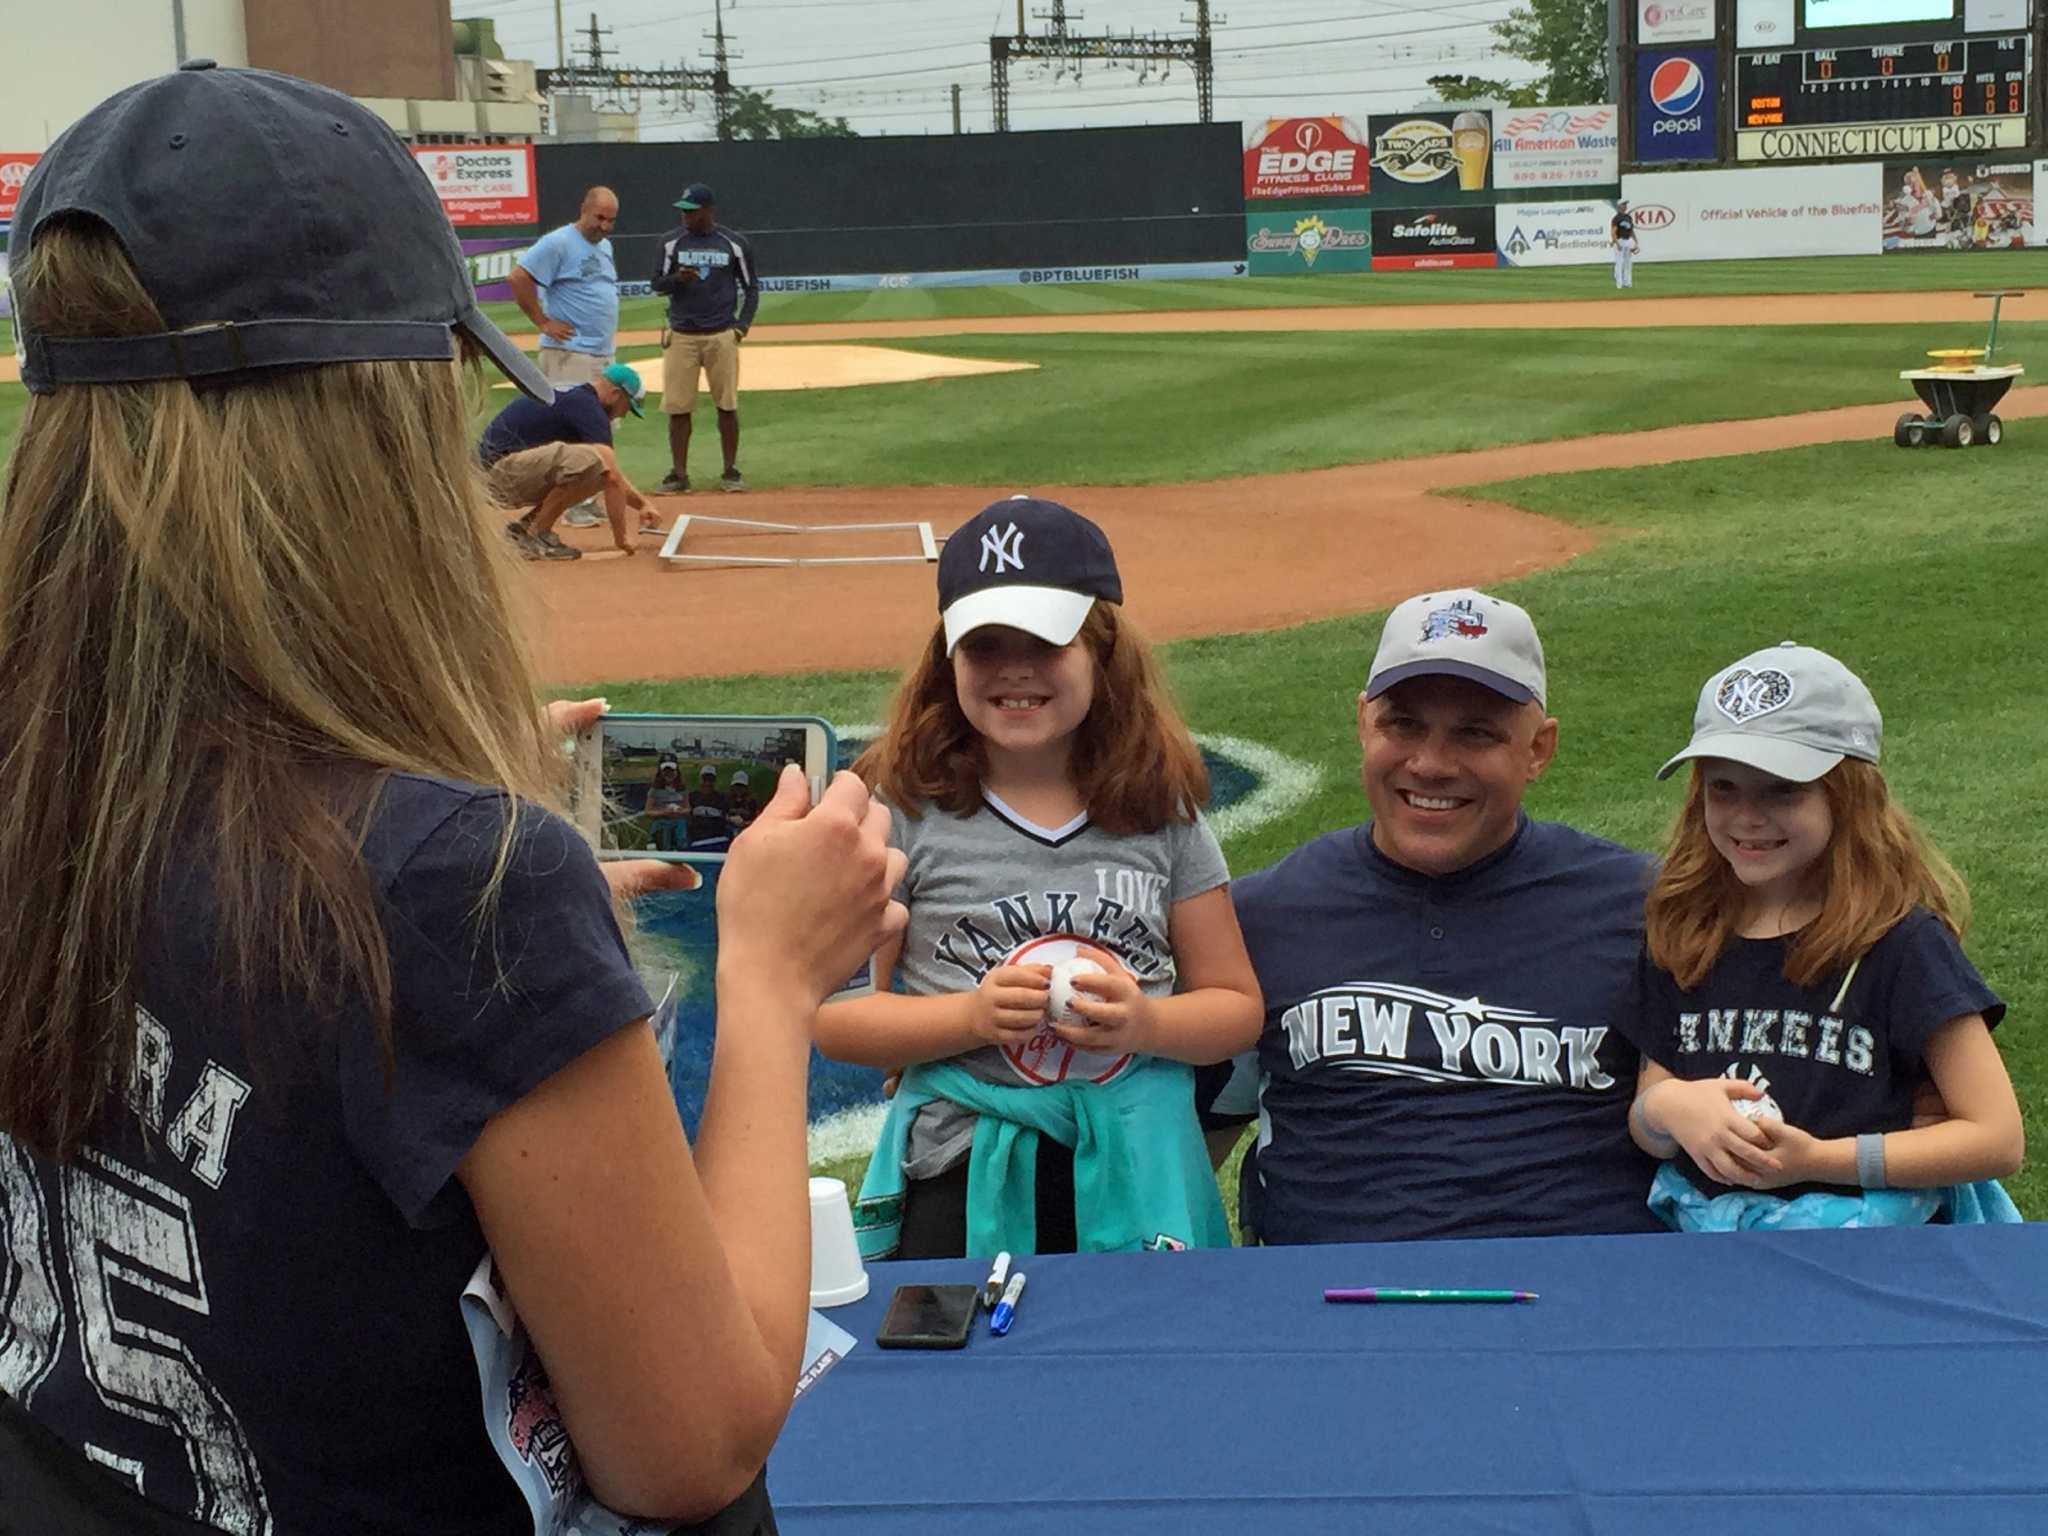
top-left (809, 1176), bottom-right (869, 1308)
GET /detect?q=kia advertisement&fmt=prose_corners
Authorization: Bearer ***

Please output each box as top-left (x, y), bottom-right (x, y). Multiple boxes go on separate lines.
top-left (1619, 165), bottom-right (1884, 259)
top-left (1370, 207), bottom-right (1498, 270)
top-left (1635, 49), bottom-right (1717, 164)
top-left (0, 153), bottom-right (38, 228)
top-left (1735, 0), bottom-right (1796, 47)
top-left (1367, 111), bottom-right (1495, 205)
top-left (1242, 117), bottom-right (1370, 200)
top-left (412, 145), bottom-right (538, 227)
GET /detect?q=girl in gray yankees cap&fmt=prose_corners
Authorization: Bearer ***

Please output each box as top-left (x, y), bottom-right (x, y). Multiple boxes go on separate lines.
top-left (1616, 642), bottom-right (2021, 1232)
top-left (0, 61), bottom-right (900, 1534)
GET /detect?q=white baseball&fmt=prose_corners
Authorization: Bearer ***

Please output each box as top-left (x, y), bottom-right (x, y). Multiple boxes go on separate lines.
top-left (1734, 1090), bottom-right (1783, 1122)
top-left (1046, 956), bottom-right (1105, 1026)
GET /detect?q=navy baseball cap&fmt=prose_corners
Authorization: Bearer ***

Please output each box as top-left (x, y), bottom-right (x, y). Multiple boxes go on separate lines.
top-left (937, 496), bottom-right (1123, 655)
top-left (11, 60), bottom-right (551, 403)
top-left (674, 183), bottom-right (716, 210)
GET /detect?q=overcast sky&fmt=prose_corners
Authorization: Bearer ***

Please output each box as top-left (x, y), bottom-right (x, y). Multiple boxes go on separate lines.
top-left (457, 0), bottom-right (1540, 139)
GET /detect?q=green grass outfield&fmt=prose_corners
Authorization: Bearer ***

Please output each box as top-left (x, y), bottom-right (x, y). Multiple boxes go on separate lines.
top-left (587, 323), bottom-right (2043, 488)
top-left (14, 320), bottom-right (2041, 487)
top-left (584, 427), bottom-right (2048, 1223)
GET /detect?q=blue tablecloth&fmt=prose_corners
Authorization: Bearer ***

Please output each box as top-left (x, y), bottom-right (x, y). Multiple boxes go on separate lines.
top-left (772, 1225), bottom-right (2048, 1534)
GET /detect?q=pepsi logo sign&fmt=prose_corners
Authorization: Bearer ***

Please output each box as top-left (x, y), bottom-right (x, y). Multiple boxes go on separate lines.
top-left (1631, 203), bottom-right (1677, 230)
top-left (1650, 57), bottom-right (1705, 116)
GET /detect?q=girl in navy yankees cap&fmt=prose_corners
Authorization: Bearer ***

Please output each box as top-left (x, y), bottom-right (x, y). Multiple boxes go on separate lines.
top-left (0, 62), bottom-right (901, 1534)
top-left (816, 496), bottom-right (1262, 1261)
top-left (1615, 643), bottom-right (2021, 1232)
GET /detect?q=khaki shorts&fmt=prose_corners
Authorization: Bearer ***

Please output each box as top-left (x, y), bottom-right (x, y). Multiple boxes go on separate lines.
top-left (662, 328), bottom-right (740, 413)
top-left (486, 442), bottom-right (606, 510)
top-left (537, 347), bottom-right (612, 386)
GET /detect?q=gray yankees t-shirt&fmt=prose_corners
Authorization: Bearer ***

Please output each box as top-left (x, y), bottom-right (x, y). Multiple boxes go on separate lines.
top-left (889, 791), bottom-right (1230, 1175)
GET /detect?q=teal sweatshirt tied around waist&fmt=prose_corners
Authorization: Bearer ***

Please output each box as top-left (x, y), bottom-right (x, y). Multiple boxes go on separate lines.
top-left (853, 1057), bottom-right (1230, 1259)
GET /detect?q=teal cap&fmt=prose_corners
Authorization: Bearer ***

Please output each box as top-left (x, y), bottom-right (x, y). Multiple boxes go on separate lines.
top-left (600, 360), bottom-right (645, 416)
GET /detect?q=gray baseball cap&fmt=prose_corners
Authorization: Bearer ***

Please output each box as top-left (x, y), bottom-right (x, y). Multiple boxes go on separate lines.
top-left (1366, 589), bottom-right (1547, 706)
top-left (1658, 642), bottom-right (1881, 782)
top-left (12, 60), bottom-right (551, 403)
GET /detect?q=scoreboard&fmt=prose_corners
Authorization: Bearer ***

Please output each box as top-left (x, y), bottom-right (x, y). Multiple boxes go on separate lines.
top-left (1736, 33), bottom-right (2032, 160)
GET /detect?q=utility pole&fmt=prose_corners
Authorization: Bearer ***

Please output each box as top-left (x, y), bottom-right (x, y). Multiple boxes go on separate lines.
top-left (951, 83), bottom-right (963, 134)
top-left (989, 0), bottom-right (1216, 132)
top-left (710, 0), bottom-right (738, 141)
top-left (539, 9), bottom-right (731, 141)
top-left (555, 0), bottom-right (566, 69)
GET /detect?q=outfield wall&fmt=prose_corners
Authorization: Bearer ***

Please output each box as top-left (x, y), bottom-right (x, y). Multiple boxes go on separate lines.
top-left (533, 125), bottom-right (1247, 280)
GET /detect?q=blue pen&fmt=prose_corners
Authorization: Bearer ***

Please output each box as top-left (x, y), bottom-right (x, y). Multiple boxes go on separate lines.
top-left (989, 1272), bottom-right (1027, 1335)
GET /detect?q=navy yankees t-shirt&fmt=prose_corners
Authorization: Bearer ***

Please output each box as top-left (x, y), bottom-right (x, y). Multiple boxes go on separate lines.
top-left (0, 774), bottom-right (652, 1534)
top-left (1237, 816), bottom-right (1662, 1245)
top-left (1616, 910), bottom-right (2004, 1200)
top-left (477, 382), bottom-right (614, 468)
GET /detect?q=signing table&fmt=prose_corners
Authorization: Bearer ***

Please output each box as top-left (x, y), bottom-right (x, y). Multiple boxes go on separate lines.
top-left (772, 1225), bottom-right (2048, 1534)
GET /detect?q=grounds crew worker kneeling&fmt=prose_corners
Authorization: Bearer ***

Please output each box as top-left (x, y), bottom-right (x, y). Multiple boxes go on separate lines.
top-left (652, 182), bottom-right (760, 495)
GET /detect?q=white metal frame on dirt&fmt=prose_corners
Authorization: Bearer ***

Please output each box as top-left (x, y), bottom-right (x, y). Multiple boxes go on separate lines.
top-left (657, 513), bottom-right (939, 568)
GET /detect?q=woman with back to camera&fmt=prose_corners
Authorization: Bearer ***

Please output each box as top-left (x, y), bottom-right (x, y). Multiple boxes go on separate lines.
top-left (0, 63), bottom-right (903, 1535)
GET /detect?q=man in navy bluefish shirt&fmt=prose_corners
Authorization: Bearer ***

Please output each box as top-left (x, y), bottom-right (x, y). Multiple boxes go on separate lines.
top-left (1209, 589), bottom-right (1663, 1244)
top-left (650, 183), bottom-right (760, 494)
top-left (479, 363), bottom-right (656, 561)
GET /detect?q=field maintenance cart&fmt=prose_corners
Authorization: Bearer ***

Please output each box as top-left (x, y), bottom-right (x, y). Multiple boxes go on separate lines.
top-left (1895, 289), bottom-right (2024, 449)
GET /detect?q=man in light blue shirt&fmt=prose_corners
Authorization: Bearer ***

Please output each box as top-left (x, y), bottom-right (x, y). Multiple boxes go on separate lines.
top-left (508, 185), bottom-right (620, 388)
top-left (508, 186), bottom-right (629, 527)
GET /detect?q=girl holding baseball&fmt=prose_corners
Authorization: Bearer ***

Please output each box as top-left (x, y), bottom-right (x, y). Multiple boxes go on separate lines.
top-left (1618, 642), bottom-right (2022, 1230)
top-left (816, 497), bottom-right (1262, 1259)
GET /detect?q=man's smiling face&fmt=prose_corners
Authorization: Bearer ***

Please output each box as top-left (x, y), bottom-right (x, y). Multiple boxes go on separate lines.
top-left (1358, 675), bottom-right (1558, 876)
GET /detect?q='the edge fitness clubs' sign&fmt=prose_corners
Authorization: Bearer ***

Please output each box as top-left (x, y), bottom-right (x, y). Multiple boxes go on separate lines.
top-left (1242, 117), bottom-right (1371, 200)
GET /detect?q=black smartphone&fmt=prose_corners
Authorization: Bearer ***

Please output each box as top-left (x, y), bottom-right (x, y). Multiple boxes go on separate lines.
top-left (874, 1284), bottom-right (979, 1350)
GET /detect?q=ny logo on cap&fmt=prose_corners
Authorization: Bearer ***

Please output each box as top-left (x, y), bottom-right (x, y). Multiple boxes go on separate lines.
top-left (1716, 668), bottom-right (1794, 723)
top-left (980, 522), bottom-right (1025, 575)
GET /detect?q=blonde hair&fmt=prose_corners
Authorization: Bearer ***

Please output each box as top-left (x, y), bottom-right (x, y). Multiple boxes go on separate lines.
top-left (855, 604), bottom-right (1209, 836)
top-left (0, 216), bottom-right (562, 1159)
top-left (1645, 758), bottom-right (1970, 990)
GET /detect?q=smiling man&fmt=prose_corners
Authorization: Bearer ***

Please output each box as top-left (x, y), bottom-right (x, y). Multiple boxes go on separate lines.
top-left (1214, 589), bottom-right (1664, 1244)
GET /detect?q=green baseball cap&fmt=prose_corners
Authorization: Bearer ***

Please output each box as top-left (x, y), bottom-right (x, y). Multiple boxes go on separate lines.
top-left (600, 361), bottom-right (645, 417)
